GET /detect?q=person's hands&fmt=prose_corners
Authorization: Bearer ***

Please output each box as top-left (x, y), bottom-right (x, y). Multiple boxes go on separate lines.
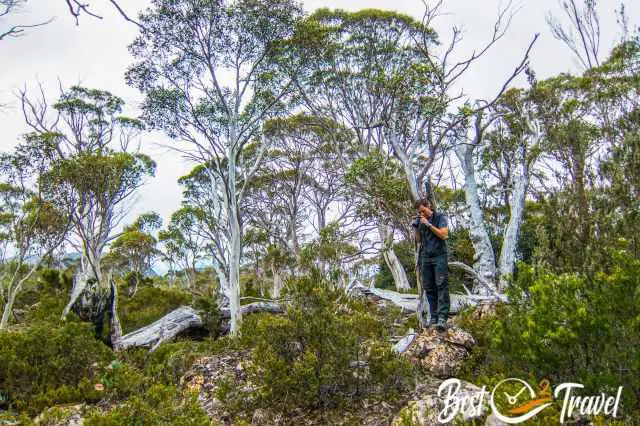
top-left (420, 216), bottom-right (429, 225)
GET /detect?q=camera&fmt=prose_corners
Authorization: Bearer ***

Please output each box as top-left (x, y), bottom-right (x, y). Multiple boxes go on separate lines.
top-left (411, 213), bottom-right (421, 228)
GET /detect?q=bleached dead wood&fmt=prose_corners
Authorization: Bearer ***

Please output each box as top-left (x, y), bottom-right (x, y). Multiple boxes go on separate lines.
top-left (348, 280), bottom-right (507, 314)
top-left (119, 306), bottom-right (204, 351)
top-left (392, 328), bottom-right (417, 354)
top-left (118, 301), bottom-right (285, 351)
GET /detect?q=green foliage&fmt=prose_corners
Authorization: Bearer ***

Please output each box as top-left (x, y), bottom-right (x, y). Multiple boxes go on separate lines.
top-left (13, 269), bottom-right (72, 324)
top-left (375, 240), bottom-right (416, 290)
top-left (0, 322), bottom-right (113, 415)
top-left (345, 153), bottom-right (412, 221)
top-left (117, 284), bottom-right (192, 334)
top-left (104, 213), bottom-right (161, 279)
top-left (193, 296), bottom-right (221, 337)
top-left (84, 384), bottom-right (209, 425)
top-left (240, 270), bottom-right (412, 411)
top-left (299, 222), bottom-right (359, 280)
top-left (458, 248), bottom-right (640, 419)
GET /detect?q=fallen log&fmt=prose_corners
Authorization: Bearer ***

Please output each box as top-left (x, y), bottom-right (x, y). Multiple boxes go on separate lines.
top-left (119, 306), bottom-right (204, 351)
top-left (118, 302), bottom-right (285, 351)
top-left (220, 301), bottom-right (284, 318)
top-left (348, 282), bottom-right (505, 314)
top-left (448, 262), bottom-right (509, 303)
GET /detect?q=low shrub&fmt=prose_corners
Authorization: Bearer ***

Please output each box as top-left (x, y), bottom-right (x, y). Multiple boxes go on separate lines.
top-left (457, 248), bottom-right (640, 421)
top-left (117, 284), bottom-right (192, 334)
top-left (240, 269), bottom-right (413, 411)
top-left (0, 322), bottom-right (113, 415)
top-left (84, 384), bottom-right (209, 425)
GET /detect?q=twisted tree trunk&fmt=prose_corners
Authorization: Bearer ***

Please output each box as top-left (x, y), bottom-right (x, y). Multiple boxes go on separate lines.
top-left (455, 143), bottom-right (498, 296)
top-left (378, 222), bottom-right (411, 291)
top-left (116, 302), bottom-right (284, 352)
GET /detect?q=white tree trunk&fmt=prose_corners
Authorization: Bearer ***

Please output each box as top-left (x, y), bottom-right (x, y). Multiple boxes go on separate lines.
top-left (455, 144), bottom-right (498, 295)
top-left (62, 244), bottom-right (105, 320)
top-left (289, 220), bottom-right (301, 264)
top-left (0, 269), bottom-right (34, 330)
top-left (61, 270), bottom-right (91, 319)
top-left (272, 263), bottom-right (284, 299)
top-left (378, 223), bottom-right (411, 291)
top-left (0, 292), bottom-right (16, 330)
top-left (227, 137), bottom-right (243, 336)
top-left (348, 281), bottom-right (501, 313)
top-left (227, 216), bottom-right (242, 336)
top-left (498, 144), bottom-right (529, 291)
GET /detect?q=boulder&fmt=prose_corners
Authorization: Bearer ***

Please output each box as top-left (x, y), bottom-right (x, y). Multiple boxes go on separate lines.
top-left (485, 412), bottom-right (509, 426)
top-left (402, 326), bottom-right (476, 378)
top-left (34, 404), bottom-right (85, 426)
top-left (392, 380), bottom-right (488, 425)
top-left (471, 303), bottom-right (498, 320)
top-left (181, 350), bottom-right (254, 422)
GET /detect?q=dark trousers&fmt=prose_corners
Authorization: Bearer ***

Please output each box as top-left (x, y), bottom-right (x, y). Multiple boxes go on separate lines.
top-left (420, 254), bottom-right (450, 322)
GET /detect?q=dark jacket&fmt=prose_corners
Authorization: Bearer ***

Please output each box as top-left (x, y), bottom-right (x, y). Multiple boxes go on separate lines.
top-left (418, 211), bottom-right (448, 259)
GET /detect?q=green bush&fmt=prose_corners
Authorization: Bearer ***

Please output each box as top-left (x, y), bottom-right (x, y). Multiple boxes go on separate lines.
top-left (133, 339), bottom-right (211, 386)
top-left (241, 270), bottom-right (412, 411)
top-left (458, 248), bottom-right (640, 421)
top-left (13, 269), bottom-right (74, 325)
top-left (0, 322), bottom-right (113, 415)
top-left (84, 384), bottom-right (209, 425)
top-left (118, 284), bottom-right (192, 334)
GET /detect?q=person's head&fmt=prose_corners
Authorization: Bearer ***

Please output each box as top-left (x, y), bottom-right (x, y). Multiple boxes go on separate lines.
top-left (413, 198), bottom-right (433, 218)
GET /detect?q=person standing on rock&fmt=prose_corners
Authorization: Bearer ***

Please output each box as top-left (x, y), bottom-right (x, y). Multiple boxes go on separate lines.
top-left (412, 198), bottom-right (450, 330)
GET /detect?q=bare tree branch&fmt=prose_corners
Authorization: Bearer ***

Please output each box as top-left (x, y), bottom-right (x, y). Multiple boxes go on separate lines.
top-left (546, 0), bottom-right (602, 69)
top-left (64, 0), bottom-right (142, 28)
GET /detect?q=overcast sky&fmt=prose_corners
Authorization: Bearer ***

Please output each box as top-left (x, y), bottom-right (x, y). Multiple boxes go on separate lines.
top-left (0, 0), bottom-right (635, 227)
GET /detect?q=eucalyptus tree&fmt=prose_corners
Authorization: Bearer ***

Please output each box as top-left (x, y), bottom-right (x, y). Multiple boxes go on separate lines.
top-left (530, 39), bottom-right (640, 272)
top-left (0, 141), bottom-right (71, 329)
top-left (272, 114), bottom-right (353, 234)
top-left (158, 206), bottom-right (207, 289)
top-left (410, 1), bottom-right (539, 297)
top-left (243, 114), bottom-right (354, 293)
top-left (104, 212), bottom-right (161, 296)
top-left (20, 86), bottom-right (155, 325)
top-left (255, 115), bottom-right (317, 263)
top-left (598, 40), bottom-right (640, 258)
top-left (345, 152), bottom-right (414, 290)
top-left (285, 9), bottom-right (441, 291)
top-left (126, 0), bottom-right (304, 335)
top-left (471, 84), bottom-right (545, 290)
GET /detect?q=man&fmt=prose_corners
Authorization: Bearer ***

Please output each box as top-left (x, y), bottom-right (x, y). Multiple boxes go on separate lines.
top-left (412, 198), bottom-right (450, 330)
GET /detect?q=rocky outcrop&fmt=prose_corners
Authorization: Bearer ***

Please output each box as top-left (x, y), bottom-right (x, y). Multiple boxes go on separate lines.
top-left (181, 350), bottom-right (255, 423)
top-left (470, 302), bottom-right (499, 320)
top-left (391, 380), bottom-right (489, 425)
top-left (401, 326), bottom-right (476, 378)
top-left (34, 404), bottom-right (85, 426)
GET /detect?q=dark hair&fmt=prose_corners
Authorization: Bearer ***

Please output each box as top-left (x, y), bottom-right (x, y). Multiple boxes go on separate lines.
top-left (413, 198), bottom-right (431, 210)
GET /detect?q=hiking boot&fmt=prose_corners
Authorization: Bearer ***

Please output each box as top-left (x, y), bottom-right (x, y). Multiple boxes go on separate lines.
top-left (436, 317), bottom-right (448, 331)
top-left (427, 316), bottom-right (438, 328)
